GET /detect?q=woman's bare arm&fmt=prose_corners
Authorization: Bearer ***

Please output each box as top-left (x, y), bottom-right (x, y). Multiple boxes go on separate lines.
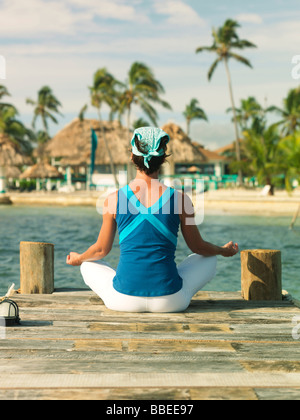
top-left (179, 192), bottom-right (239, 258)
top-left (66, 194), bottom-right (117, 266)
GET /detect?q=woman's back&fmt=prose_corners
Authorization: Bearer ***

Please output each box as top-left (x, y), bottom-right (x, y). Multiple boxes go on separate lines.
top-left (113, 183), bottom-right (183, 297)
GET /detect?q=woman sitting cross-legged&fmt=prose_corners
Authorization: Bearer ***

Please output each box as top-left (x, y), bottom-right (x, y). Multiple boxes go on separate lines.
top-left (67, 127), bottom-right (239, 313)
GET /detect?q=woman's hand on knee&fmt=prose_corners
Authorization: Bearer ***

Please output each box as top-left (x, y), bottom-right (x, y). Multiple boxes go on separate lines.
top-left (66, 252), bottom-right (82, 266)
top-left (221, 242), bottom-right (239, 257)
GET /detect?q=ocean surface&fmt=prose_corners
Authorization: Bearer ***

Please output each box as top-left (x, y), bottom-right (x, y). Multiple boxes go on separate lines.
top-left (0, 206), bottom-right (300, 299)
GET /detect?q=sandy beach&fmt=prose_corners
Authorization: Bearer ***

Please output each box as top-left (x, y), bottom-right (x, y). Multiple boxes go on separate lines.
top-left (4, 188), bottom-right (300, 217)
top-left (203, 189), bottom-right (300, 216)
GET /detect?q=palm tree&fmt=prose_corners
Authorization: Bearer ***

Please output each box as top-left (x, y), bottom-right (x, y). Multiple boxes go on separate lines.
top-left (276, 132), bottom-right (300, 191)
top-left (227, 96), bottom-right (266, 134)
top-left (0, 85), bottom-right (12, 108)
top-left (133, 118), bottom-right (150, 130)
top-left (26, 86), bottom-right (62, 135)
top-left (0, 86), bottom-right (33, 154)
top-left (78, 104), bottom-right (88, 122)
top-left (119, 62), bottom-right (172, 181)
top-left (89, 68), bottom-right (121, 189)
top-left (240, 125), bottom-right (281, 195)
top-left (34, 130), bottom-right (51, 159)
top-left (196, 19), bottom-right (257, 183)
top-left (0, 85), bottom-right (10, 100)
top-left (183, 98), bottom-right (208, 136)
top-left (120, 62), bottom-right (172, 134)
top-left (0, 85), bottom-right (18, 115)
top-left (267, 87), bottom-right (300, 135)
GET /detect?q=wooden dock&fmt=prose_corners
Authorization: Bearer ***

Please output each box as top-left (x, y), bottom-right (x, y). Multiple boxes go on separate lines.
top-left (1, 290), bottom-right (300, 400)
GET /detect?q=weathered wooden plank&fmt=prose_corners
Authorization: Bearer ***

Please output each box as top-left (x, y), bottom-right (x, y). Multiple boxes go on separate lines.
top-left (3, 323), bottom-right (294, 342)
top-left (74, 339), bottom-right (235, 353)
top-left (231, 342), bottom-right (300, 361)
top-left (0, 388), bottom-right (191, 401)
top-left (229, 310), bottom-right (300, 322)
top-left (0, 386), bottom-right (298, 401)
top-left (189, 387), bottom-right (258, 401)
top-left (89, 322), bottom-right (233, 334)
top-left (0, 357), bottom-right (244, 374)
top-left (255, 388), bottom-right (300, 401)
top-left (0, 387), bottom-right (257, 401)
top-left (0, 339), bottom-right (74, 351)
top-left (1, 372), bottom-right (300, 389)
top-left (4, 322), bottom-right (234, 335)
top-left (241, 361), bottom-right (300, 373)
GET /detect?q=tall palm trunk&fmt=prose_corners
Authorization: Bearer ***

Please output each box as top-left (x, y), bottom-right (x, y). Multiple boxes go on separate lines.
top-left (186, 118), bottom-right (191, 136)
top-left (224, 58), bottom-right (243, 185)
top-left (97, 110), bottom-right (119, 190)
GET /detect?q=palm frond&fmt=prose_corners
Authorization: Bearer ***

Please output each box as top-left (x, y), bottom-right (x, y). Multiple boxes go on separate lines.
top-left (139, 98), bottom-right (158, 126)
top-left (208, 58), bottom-right (221, 80)
top-left (196, 45), bottom-right (217, 54)
top-left (78, 104), bottom-right (88, 121)
top-left (228, 53), bottom-right (253, 68)
top-left (230, 40), bottom-right (257, 49)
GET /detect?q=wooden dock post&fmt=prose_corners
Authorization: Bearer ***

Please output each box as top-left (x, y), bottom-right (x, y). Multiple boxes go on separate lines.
top-left (241, 250), bottom-right (282, 301)
top-left (20, 242), bottom-right (54, 294)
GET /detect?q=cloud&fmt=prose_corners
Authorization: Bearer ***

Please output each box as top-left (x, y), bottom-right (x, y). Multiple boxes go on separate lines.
top-left (190, 121), bottom-right (235, 150)
top-left (247, 20), bottom-right (300, 53)
top-left (153, 0), bottom-right (206, 26)
top-left (0, 0), bottom-right (148, 38)
top-left (235, 13), bottom-right (263, 25)
top-left (0, 0), bottom-right (88, 36)
top-left (67, 0), bottom-right (149, 23)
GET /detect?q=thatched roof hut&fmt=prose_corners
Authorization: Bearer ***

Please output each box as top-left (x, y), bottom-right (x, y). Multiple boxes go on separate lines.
top-left (162, 123), bottom-right (206, 164)
top-left (0, 133), bottom-right (32, 167)
top-left (46, 118), bottom-right (131, 166)
top-left (214, 141), bottom-right (243, 158)
top-left (192, 143), bottom-right (228, 163)
top-left (6, 166), bottom-right (21, 179)
top-left (46, 119), bottom-right (211, 168)
top-left (20, 162), bottom-right (63, 180)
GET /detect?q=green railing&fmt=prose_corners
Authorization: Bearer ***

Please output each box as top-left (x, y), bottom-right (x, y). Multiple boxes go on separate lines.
top-left (159, 174), bottom-right (240, 191)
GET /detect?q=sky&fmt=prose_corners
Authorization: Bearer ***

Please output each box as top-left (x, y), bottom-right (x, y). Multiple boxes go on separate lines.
top-left (0, 0), bottom-right (300, 150)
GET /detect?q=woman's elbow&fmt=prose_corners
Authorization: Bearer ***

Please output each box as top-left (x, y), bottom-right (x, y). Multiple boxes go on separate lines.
top-left (189, 244), bottom-right (200, 255)
top-left (101, 247), bottom-right (112, 258)
top-left (92, 243), bottom-right (111, 259)
top-left (188, 241), bottom-right (209, 256)
top-left (99, 243), bottom-right (113, 258)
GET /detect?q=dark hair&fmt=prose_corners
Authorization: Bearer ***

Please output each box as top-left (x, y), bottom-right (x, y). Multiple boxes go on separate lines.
top-left (131, 135), bottom-right (170, 175)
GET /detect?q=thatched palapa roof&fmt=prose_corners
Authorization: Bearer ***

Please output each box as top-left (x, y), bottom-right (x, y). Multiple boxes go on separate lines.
top-left (46, 119), bottom-right (132, 166)
top-left (20, 162), bottom-right (63, 180)
top-left (46, 119), bottom-right (214, 167)
top-left (214, 140), bottom-right (243, 158)
top-left (192, 143), bottom-right (228, 162)
top-left (6, 166), bottom-right (21, 179)
top-left (162, 123), bottom-right (206, 164)
top-left (0, 133), bottom-right (32, 167)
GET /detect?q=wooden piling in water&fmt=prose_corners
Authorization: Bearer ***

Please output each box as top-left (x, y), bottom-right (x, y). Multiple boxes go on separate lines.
top-left (20, 241), bottom-right (54, 294)
top-left (241, 250), bottom-right (282, 301)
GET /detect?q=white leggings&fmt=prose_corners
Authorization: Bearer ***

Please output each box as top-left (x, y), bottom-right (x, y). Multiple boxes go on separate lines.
top-left (81, 254), bottom-right (217, 313)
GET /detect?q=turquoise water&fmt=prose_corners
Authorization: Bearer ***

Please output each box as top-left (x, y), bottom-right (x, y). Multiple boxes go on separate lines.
top-left (1, 206), bottom-right (300, 299)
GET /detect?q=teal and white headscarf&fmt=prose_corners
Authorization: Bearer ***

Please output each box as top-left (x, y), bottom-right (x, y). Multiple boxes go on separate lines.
top-left (131, 127), bottom-right (170, 169)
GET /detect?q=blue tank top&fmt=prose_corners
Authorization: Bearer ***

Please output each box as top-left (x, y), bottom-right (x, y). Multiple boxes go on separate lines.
top-left (113, 185), bottom-right (183, 297)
